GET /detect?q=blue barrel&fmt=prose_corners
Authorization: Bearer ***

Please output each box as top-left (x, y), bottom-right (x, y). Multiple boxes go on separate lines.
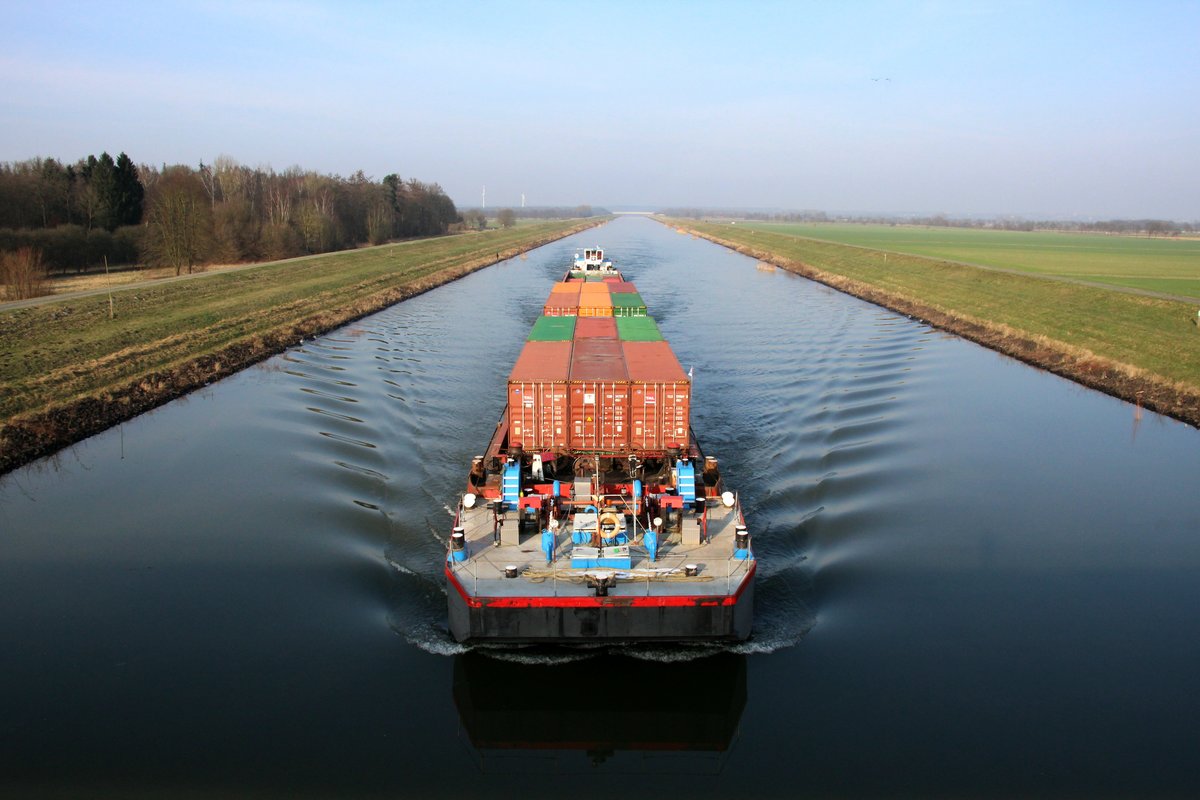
top-left (448, 528), bottom-right (467, 562)
top-left (734, 525), bottom-right (751, 560)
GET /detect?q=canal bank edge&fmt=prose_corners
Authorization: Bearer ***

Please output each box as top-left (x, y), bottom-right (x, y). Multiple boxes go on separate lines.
top-left (0, 220), bottom-right (606, 476)
top-left (670, 220), bottom-right (1200, 430)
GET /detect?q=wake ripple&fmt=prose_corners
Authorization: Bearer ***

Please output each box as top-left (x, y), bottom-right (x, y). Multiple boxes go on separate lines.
top-left (274, 225), bottom-right (946, 658)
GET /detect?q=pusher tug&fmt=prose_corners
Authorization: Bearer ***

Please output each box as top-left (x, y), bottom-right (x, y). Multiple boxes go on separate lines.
top-left (445, 248), bottom-right (754, 643)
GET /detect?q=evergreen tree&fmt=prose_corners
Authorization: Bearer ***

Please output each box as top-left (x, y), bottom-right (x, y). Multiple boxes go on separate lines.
top-left (82, 152), bottom-right (117, 231)
top-left (112, 152), bottom-right (144, 227)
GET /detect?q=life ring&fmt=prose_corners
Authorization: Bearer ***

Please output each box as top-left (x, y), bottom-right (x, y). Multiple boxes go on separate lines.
top-left (598, 511), bottom-right (622, 539)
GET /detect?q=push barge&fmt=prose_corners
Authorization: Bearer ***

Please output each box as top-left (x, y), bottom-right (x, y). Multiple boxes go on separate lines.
top-left (446, 247), bottom-right (755, 643)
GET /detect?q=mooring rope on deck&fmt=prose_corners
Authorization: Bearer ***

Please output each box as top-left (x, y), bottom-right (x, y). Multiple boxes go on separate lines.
top-left (520, 566), bottom-right (715, 584)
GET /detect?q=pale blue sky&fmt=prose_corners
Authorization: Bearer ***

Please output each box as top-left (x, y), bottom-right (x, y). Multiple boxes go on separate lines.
top-left (2, 1), bottom-right (1197, 218)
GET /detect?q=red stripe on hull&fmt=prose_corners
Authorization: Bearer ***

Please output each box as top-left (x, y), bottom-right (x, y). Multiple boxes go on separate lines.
top-left (445, 562), bottom-right (756, 610)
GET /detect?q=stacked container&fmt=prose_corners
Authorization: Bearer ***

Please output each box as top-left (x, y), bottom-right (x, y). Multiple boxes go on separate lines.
top-left (527, 316), bottom-right (576, 341)
top-left (577, 282), bottom-right (614, 317)
top-left (508, 276), bottom-right (690, 454)
top-left (574, 317), bottom-right (618, 339)
top-left (624, 341), bottom-right (690, 451)
top-left (508, 341), bottom-right (572, 450)
top-left (610, 292), bottom-right (647, 317)
top-left (569, 336), bottom-right (628, 451)
top-left (616, 316), bottom-right (664, 341)
top-left (543, 282), bottom-right (581, 316)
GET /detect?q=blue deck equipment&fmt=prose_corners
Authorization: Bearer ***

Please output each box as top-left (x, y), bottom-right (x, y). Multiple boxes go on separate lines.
top-left (676, 460), bottom-right (696, 504)
top-left (501, 461), bottom-right (521, 509)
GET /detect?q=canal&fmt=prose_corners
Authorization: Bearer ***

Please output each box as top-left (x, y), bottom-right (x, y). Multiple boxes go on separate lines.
top-left (3, 215), bottom-right (1199, 797)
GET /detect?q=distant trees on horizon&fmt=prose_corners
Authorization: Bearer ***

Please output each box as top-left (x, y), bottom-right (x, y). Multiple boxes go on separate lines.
top-left (0, 153), bottom-right (462, 279)
top-left (662, 207), bottom-right (1198, 236)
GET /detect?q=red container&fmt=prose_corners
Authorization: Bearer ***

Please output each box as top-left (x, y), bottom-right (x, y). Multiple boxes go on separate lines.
top-left (508, 341), bottom-right (572, 450)
top-left (542, 294), bottom-right (579, 317)
top-left (569, 338), bottom-right (630, 451)
top-left (607, 281), bottom-right (639, 294)
top-left (574, 317), bottom-right (618, 339)
top-left (570, 337), bottom-right (627, 381)
top-left (623, 342), bottom-right (691, 452)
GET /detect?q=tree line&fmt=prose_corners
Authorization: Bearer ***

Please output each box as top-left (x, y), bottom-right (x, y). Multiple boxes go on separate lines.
top-left (458, 204), bottom-right (608, 231)
top-left (663, 207), bottom-right (1199, 236)
top-left (0, 153), bottom-right (461, 282)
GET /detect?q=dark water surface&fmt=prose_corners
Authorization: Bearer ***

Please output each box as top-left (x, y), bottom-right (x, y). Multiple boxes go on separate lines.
top-left (3, 216), bottom-right (1199, 798)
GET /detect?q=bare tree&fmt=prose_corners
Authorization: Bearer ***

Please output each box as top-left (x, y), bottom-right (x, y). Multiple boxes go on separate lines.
top-left (1, 246), bottom-right (49, 300)
top-left (146, 168), bottom-right (213, 275)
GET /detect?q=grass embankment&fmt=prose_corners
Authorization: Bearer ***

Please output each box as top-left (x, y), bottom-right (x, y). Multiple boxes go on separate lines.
top-left (0, 219), bottom-right (604, 473)
top-left (744, 222), bottom-right (1200, 299)
top-left (667, 219), bottom-right (1200, 427)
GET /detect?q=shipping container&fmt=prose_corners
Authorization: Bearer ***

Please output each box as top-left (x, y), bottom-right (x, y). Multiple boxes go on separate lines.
top-left (574, 317), bottom-right (618, 339)
top-left (527, 315), bottom-right (576, 342)
top-left (578, 281), bottom-right (612, 316)
top-left (576, 302), bottom-right (614, 316)
top-left (616, 316), bottom-right (664, 341)
top-left (569, 338), bottom-right (630, 451)
top-left (606, 281), bottom-right (639, 294)
top-left (542, 294), bottom-right (579, 317)
top-left (611, 292), bottom-right (647, 317)
top-left (550, 282), bottom-right (580, 294)
top-left (623, 341), bottom-right (691, 452)
top-left (577, 296), bottom-right (614, 317)
top-left (508, 341), bottom-right (572, 451)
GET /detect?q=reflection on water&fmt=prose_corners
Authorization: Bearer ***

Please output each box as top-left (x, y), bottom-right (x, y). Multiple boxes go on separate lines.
top-left (453, 652), bottom-right (746, 770)
top-left (3, 216), bottom-right (1200, 797)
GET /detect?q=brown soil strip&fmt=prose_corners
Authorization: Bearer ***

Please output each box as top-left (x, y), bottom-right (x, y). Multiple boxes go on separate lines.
top-left (681, 225), bottom-right (1200, 430)
top-left (0, 221), bottom-right (602, 475)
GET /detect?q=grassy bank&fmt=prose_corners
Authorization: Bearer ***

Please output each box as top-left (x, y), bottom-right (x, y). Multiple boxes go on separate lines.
top-left (1, 219), bottom-right (605, 473)
top-left (667, 219), bottom-right (1200, 427)
top-left (741, 222), bottom-right (1200, 299)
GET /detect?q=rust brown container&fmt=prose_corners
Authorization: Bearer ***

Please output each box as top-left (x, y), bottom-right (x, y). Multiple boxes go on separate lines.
top-left (542, 293), bottom-right (579, 317)
top-left (507, 341), bottom-right (572, 450)
top-left (569, 337), bottom-right (629, 452)
top-left (623, 341), bottom-right (691, 452)
top-left (574, 317), bottom-right (618, 339)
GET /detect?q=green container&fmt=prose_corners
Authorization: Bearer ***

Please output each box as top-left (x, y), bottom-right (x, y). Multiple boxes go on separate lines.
top-left (528, 315), bottom-right (576, 341)
top-left (616, 316), bottom-right (664, 341)
top-left (611, 292), bottom-right (647, 317)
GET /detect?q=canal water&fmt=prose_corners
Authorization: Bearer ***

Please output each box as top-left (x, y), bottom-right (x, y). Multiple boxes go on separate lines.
top-left (3, 216), bottom-right (1199, 797)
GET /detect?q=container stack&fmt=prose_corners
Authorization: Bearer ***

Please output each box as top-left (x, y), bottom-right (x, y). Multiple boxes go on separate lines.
top-left (508, 275), bottom-right (690, 454)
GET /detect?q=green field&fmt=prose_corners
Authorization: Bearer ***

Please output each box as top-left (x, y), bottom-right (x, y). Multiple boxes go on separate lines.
top-left (737, 223), bottom-right (1200, 299)
top-left (0, 220), bottom-right (597, 426)
top-left (674, 219), bottom-right (1200, 395)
